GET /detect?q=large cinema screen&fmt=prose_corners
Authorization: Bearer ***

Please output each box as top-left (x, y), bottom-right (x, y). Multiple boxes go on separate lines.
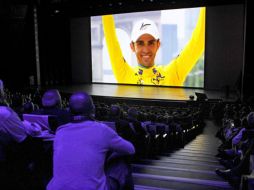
top-left (91, 7), bottom-right (205, 87)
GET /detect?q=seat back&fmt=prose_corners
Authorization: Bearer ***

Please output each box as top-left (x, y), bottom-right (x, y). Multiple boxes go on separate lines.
top-left (22, 114), bottom-right (50, 131)
top-left (146, 124), bottom-right (157, 136)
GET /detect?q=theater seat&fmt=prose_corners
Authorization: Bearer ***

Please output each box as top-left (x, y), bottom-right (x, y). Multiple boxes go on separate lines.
top-left (22, 114), bottom-right (59, 133)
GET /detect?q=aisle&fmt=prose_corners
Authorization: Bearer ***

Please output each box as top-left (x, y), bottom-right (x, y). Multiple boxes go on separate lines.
top-left (133, 120), bottom-right (234, 190)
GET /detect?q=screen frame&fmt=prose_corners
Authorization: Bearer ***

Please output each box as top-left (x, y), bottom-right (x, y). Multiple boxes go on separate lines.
top-left (90, 6), bottom-right (206, 89)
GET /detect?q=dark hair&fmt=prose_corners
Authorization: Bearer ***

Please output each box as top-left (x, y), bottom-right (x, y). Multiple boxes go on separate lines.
top-left (42, 89), bottom-right (62, 108)
top-left (69, 91), bottom-right (95, 116)
top-left (23, 102), bottom-right (35, 113)
top-left (109, 105), bottom-right (121, 117)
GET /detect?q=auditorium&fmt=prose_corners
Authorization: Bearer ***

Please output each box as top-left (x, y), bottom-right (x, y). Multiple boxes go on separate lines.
top-left (0, 0), bottom-right (252, 189)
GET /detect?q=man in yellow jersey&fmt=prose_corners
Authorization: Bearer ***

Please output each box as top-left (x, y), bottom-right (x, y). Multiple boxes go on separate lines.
top-left (102, 8), bottom-right (205, 86)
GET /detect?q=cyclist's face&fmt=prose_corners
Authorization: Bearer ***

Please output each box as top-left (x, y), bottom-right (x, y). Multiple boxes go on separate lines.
top-left (131, 34), bottom-right (160, 68)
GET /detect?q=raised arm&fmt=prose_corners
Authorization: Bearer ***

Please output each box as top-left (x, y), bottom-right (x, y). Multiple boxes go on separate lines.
top-left (165, 7), bottom-right (206, 85)
top-left (102, 15), bottom-right (135, 83)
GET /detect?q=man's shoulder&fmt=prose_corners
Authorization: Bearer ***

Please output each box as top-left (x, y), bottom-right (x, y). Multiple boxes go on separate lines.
top-left (58, 120), bottom-right (109, 129)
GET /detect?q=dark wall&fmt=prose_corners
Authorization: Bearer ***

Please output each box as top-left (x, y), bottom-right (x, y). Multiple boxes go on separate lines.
top-left (205, 4), bottom-right (244, 91)
top-left (70, 17), bottom-right (91, 84)
top-left (1, 0), bottom-right (249, 99)
top-left (0, 2), bottom-right (36, 89)
top-left (38, 3), bottom-right (71, 86)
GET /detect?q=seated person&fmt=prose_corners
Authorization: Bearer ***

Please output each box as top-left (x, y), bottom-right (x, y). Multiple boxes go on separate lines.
top-left (105, 105), bottom-right (136, 144)
top-left (32, 89), bottom-right (71, 131)
top-left (0, 106), bottom-right (28, 145)
top-left (47, 91), bottom-right (135, 190)
top-left (215, 112), bottom-right (254, 188)
top-left (126, 107), bottom-right (148, 158)
top-left (0, 106), bottom-right (33, 189)
top-left (104, 105), bottom-right (136, 190)
top-left (11, 93), bottom-right (25, 115)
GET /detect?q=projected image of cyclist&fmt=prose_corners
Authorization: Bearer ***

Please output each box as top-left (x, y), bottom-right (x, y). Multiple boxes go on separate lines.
top-left (102, 7), bottom-right (205, 86)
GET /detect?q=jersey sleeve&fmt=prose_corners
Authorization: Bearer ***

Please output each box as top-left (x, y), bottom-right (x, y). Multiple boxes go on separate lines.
top-left (165, 7), bottom-right (206, 85)
top-left (102, 15), bottom-right (135, 83)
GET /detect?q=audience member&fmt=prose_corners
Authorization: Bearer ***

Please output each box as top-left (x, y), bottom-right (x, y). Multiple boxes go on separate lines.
top-left (215, 112), bottom-right (254, 188)
top-left (0, 106), bottom-right (28, 189)
top-left (32, 89), bottom-right (71, 130)
top-left (107, 105), bottom-right (136, 143)
top-left (47, 91), bottom-right (135, 190)
top-left (11, 93), bottom-right (25, 114)
top-left (23, 101), bottom-right (35, 114)
top-left (103, 105), bottom-right (137, 190)
top-left (0, 106), bottom-right (28, 144)
top-left (126, 107), bottom-right (148, 158)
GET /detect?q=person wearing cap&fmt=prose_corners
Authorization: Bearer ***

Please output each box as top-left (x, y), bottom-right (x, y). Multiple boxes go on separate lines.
top-left (47, 91), bottom-right (135, 190)
top-left (102, 7), bottom-right (205, 86)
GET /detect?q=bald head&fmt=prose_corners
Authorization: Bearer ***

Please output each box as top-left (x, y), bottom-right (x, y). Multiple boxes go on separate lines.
top-left (69, 91), bottom-right (95, 116)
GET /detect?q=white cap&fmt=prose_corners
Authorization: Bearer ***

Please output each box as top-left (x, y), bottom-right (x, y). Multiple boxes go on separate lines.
top-left (131, 19), bottom-right (159, 42)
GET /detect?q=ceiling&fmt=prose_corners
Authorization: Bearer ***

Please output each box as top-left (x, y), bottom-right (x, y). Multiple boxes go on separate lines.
top-left (0, 0), bottom-right (246, 18)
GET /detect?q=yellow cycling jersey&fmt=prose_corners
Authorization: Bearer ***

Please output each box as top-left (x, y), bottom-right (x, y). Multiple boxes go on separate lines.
top-left (102, 8), bottom-right (205, 86)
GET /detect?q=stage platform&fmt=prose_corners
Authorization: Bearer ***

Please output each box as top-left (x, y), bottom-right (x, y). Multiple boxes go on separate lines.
top-left (54, 84), bottom-right (238, 103)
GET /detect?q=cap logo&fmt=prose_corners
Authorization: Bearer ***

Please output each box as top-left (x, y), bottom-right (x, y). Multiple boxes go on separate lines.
top-left (131, 19), bottom-right (159, 42)
top-left (140, 23), bottom-right (151, 31)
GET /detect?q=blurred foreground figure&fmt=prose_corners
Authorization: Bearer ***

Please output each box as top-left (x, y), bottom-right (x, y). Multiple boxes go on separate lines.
top-left (47, 91), bottom-right (135, 190)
